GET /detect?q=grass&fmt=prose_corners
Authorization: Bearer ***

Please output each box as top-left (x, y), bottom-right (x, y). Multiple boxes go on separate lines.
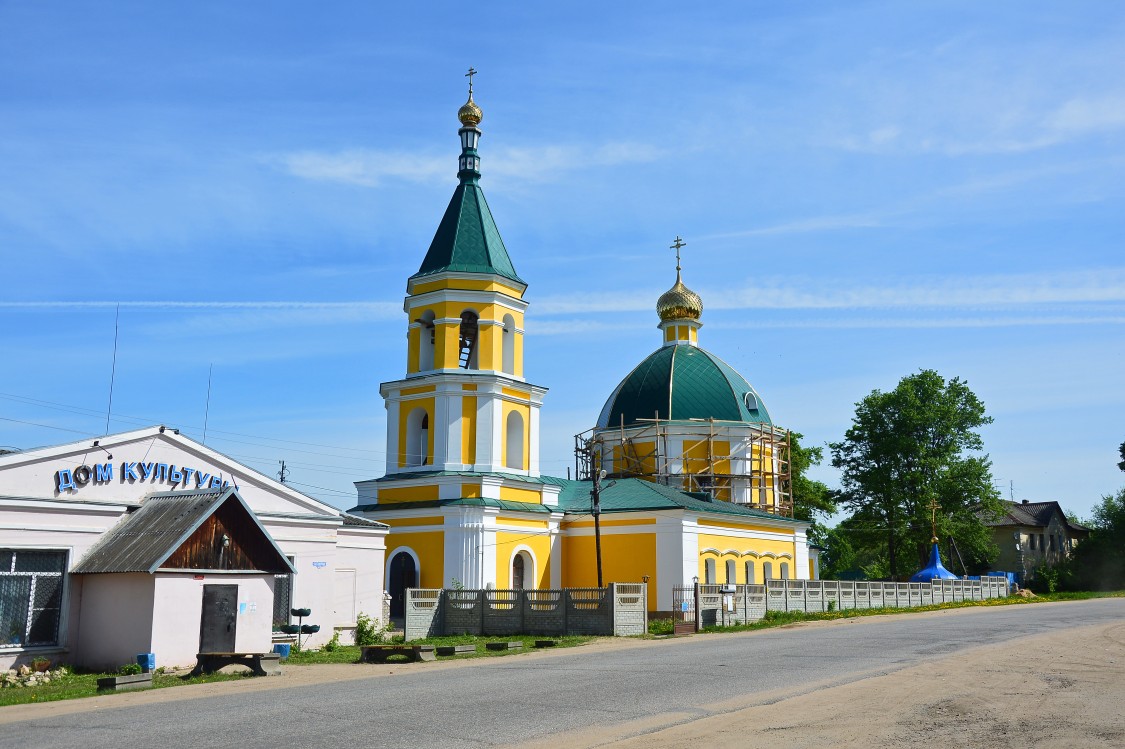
top-left (284, 633), bottom-right (594, 664)
top-left (647, 589), bottom-right (1125, 635)
top-left (0, 669), bottom-right (254, 708)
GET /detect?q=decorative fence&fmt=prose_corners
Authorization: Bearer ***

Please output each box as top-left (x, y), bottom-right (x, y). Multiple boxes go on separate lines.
top-left (695, 576), bottom-right (1009, 626)
top-left (405, 583), bottom-right (647, 640)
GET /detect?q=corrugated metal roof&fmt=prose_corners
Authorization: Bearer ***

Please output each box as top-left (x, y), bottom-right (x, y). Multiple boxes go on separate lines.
top-left (72, 488), bottom-right (295, 574)
top-left (339, 512), bottom-right (389, 528)
top-left (984, 499), bottom-right (1087, 532)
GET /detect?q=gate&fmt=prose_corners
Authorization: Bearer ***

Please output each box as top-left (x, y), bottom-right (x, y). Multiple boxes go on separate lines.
top-left (672, 585), bottom-right (696, 635)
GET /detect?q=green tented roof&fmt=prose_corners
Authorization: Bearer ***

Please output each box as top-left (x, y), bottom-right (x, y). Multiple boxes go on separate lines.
top-left (596, 345), bottom-right (772, 428)
top-left (410, 181), bottom-right (523, 284)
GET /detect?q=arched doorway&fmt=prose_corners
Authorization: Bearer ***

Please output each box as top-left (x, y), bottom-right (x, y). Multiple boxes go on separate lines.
top-left (512, 553), bottom-right (526, 590)
top-left (388, 551), bottom-right (418, 619)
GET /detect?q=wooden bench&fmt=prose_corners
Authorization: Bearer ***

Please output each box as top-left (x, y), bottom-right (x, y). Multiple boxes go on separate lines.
top-left (360, 645), bottom-right (436, 664)
top-left (193, 652), bottom-right (281, 676)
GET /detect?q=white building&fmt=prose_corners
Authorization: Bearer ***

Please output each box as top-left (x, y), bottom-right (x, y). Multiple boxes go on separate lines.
top-left (0, 426), bottom-right (387, 671)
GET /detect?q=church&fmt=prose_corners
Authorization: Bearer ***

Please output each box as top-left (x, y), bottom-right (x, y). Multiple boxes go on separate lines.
top-left (350, 79), bottom-right (817, 613)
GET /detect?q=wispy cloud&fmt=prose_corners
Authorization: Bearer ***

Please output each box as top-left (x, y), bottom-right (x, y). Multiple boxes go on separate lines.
top-left (273, 142), bottom-right (662, 187)
top-left (0, 301), bottom-right (400, 312)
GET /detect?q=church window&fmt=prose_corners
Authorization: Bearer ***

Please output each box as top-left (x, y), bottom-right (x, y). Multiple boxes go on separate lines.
top-left (512, 550), bottom-right (533, 590)
top-left (458, 311), bottom-right (479, 370)
top-left (405, 408), bottom-right (430, 467)
top-left (417, 310), bottom-right (435, 371)
top-left (704, 558), bottom-right (716, 585)
top-left (762, 561), bottom-right (774, 581)
top-left (745, 560), bottom-right (756, 584)
top-left (501, 314), bottom-right (515, 375)
top-left (505, 411), bottom-right (525, 470)
top-left (725, 559), bottom-right (736, 584)
top-left (779, 562), bottom-right (790, 580)
top-left (744, 392), bottom-right (758, 411)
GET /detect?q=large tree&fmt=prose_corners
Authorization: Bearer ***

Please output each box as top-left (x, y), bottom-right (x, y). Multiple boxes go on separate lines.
top-left (829, 369), bottom-right (1003, 580)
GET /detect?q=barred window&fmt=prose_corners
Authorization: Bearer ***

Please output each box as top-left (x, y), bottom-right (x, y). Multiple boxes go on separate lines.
top-left (0, 549), bottom-right (67, 648)
top-left (272, 556), bottom-right (295, 630)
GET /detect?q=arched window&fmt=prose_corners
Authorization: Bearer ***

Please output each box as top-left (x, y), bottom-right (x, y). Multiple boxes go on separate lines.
top-left (459, 310), bottom-right (479, 370)
top-left (745, 560), bottom-right (756, 585)
top-left (511, 550), bottom-right (533, 590)
top-left (505, 411), bottom-right (524, 470)
top-left (418, 310), bottom-right (435, 371)
top-left (725, 559), bottom-right (736, 584)
top-left (405, 408), bottom-right (429, 467)
top-left (704, 558), bottom-right (716, 585)
top-left (780, 562), bottom-right (790, 580)
top-left (762, 561), bottom-right (774, 581)
top-left (501, 314), bottom-right (515, 375)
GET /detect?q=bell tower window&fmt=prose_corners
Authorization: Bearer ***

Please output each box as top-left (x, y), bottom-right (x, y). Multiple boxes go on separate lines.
top-left (405, 408), bottom-right (430, 467)
top-left (505, 411), bottom-right (524, 470)
top-left (501, 314), bottom-right (515, 375)
top-left (459, 311), bottom-right (479, 370)
top-left (417, 311), bottom-right (435, 371)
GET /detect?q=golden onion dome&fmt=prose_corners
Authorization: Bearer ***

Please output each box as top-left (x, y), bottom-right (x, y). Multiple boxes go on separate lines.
top-left (458, 94), bottom-right (483, 127)
top-left (657, 272), bottom-right (703, 322)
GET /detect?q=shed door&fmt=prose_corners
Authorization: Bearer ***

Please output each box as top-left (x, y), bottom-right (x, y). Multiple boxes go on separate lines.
top-left (200, 584), bottom-right (238, 653)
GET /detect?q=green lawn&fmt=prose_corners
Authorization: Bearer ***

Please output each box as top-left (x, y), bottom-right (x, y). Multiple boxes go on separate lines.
top-left (0, 669), bottom-right (253, 708)
top-left (284, 634), bottom-right (594, 664)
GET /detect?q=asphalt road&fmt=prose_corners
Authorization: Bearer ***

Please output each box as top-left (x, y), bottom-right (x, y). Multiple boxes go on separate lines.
top-left (6, 599), bottom-right (1124, 749)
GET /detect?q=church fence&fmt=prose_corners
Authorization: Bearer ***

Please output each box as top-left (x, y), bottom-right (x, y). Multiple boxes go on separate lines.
top-left (693, 576), bottom-right (1009, 626)
top-left (404, 583), bottom-right (648, 640)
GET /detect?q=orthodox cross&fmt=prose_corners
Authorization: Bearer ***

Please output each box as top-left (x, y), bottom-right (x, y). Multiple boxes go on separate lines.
top-left (465, 67), bottom-right (477, 95)
top-left (670, 236), bottom-right (687, 272)
top-left (929, 496), bottom-right (940, 542)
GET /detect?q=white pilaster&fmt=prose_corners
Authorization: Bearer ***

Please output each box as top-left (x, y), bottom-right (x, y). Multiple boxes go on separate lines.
top-left (384, 399), bottom-right (400, 473)
top-left (794, 530), bottom-right (810, 580)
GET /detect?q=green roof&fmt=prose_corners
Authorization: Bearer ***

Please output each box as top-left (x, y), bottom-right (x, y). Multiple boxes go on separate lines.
top-left (411, 181), bottom-right (524, 284)
top-left (596, 344), bottom-right (772, 428)
top-left (349, 497), bottom-right (555, 514)
top-left (552, 477), bottom-right (801, 522)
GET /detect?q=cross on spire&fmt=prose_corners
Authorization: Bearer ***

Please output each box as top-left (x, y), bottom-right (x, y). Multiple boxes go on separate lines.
top-left (465, 67), bottom-right (477, 96)
top-left (929, 496), bottom-right (940, 542)
top-left (670, 236), bottom-right (686, 273)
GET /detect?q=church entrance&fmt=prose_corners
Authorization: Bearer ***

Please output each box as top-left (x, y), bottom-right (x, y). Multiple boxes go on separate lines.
top-left (388, 551), bottom-right (417, 618)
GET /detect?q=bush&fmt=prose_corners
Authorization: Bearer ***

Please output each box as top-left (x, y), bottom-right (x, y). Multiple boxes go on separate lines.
top-left (117, 663), bottom-right (142, 675)
top-left (323, 631), bottom-right (341, 652)
top-left (354, 613), bottom-right (389, 646)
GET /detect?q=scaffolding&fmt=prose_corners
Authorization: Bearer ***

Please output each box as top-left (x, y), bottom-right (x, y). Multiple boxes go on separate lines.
top-left (574, 416), bottom-right (793, 517)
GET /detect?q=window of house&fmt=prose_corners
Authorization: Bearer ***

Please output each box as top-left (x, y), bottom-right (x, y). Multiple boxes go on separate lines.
top-left (272, 556), bottom-right (295, 630)
top-left (704, 558), bottom-right (716, 584)
top-left (1029, 534), bottom-right (1036, 550)
top-left (745, 560), bottom-right (756, 585)
top-left (0, 549), bottom-right (67, 648)
top-left (780, 562), bottom-right (790, 580)
top-left (1048, 535), bottom-right (1055, 551)
top-left (1039, 533), bottom-right (1045, 552)
top-left (725, 559), bottom-right (736, 584)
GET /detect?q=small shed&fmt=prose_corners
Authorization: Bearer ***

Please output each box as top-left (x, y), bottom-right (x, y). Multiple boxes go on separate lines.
top-left (71, 487), bottom-right (295, 671)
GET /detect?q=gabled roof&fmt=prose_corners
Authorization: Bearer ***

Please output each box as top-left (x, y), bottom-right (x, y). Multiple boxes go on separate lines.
top-left (410, 181), bottom-right (523, 284)
top-left (597, 345), bottom-right (772, 429)
top-left (985, 499), bottom-right (1089, 533)
top-left (72, 488), bottom-right (296, 575)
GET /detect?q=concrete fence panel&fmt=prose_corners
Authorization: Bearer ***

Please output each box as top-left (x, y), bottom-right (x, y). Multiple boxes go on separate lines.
top-left (612, 583), bottom-right (648, 636)
top-left (404, 588), bottom-right (443, 641)
top-left (522, 589), bottom-right (566, 636)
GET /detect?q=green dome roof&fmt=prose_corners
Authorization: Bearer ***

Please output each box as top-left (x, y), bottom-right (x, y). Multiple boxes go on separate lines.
top-left (596, 344), bottom-right (772, 429)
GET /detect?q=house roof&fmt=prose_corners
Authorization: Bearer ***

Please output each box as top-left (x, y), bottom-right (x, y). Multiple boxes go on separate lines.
top-left (596, 344), bottom-right (772, 429)
top-left (985, 499), bottom-right (1089, 533)
top-left (72, 488), bottom-right (296, 574)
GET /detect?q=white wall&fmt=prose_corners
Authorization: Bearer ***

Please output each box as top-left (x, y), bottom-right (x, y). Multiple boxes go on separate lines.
top-left (73, 573), bottom-right (155, 672)
top-left (151, 574), bottom-right (274, 669)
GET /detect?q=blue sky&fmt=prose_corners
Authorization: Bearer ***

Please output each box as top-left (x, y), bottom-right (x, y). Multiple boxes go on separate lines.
top-left (1, 1), bottom-right (1122, 517)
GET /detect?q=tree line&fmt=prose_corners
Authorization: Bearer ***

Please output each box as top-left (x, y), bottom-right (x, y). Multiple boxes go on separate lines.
top-left (790, 369), bottom-right (1123, 589)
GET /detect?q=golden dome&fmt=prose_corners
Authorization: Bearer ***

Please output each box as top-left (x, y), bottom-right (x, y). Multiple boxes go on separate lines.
top-left (458, 94), bottom-right (482, 127)
top-left (657, 272), bottom-right (703, 322)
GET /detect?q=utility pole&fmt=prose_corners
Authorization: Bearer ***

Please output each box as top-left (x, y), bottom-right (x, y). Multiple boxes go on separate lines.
top-left (278, 460), bottom-right (289, 484)
top-left (592, 467), bottom-right (605, 589)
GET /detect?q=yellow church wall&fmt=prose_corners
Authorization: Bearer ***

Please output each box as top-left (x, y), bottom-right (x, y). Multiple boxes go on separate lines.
top-left (461, 396), bottom-right (477, 465)
top-left (378, 485), bottom-right (440, 503)
top-left (407, 327), bottom-right (420, 373)
top-left (460, 483), bottom-right (481, 498)
top-left (512, 330), bottom-right (523, 377)
top-left (565, 518), bottom-right (657, 529)
top-left (379, 515), bottom-right (444, 527)
top-left (498, 485), bottom-right (541, 504)
top-left (386, 532), bottom-right (444, 588)
top-left (562, 533), bottom-right (657, 591)
top-left (501, 401), bottom-right (531, 471)
top-left (477, 322), bottom-right (499, 371)
top-left (494, 531), bottom-right (552, 588)
top-left (497, 515), bottom-right (548, 529)
top-left (696, 533), bottom-right (796, 584)
top-left (410, 277), bottom-right (526, 298)
top-left (396, 397), bottom-right (434, 469)
top-left (400, 385), bottom-right (435, 397)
